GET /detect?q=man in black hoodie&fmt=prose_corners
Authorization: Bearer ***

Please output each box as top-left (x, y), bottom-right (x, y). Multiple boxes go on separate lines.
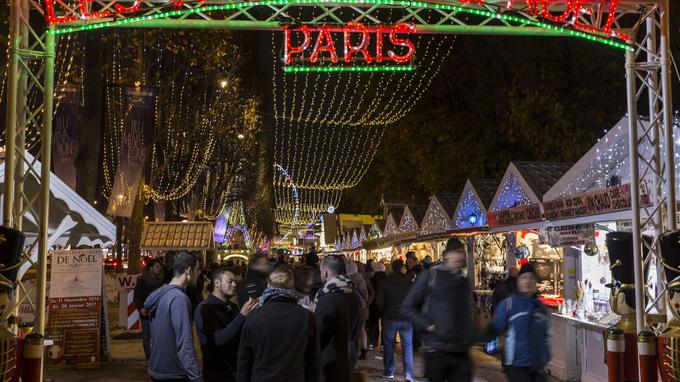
top-left (237, 252), bottom-right (269, 307)
top-left (195, 266), bottom-right (258, 382)
top-left (133, 258), bottom-right (165, 361)
top-left (145, 251), bottom-right (202, 382)
top-left (402, 238), bottom-right (475, 382)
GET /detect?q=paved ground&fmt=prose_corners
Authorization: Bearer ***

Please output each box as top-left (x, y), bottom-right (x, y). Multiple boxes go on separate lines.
top-left (44, 303), bottom-right (560, 381)
top-left (45, 338), bottom-right (555, 382)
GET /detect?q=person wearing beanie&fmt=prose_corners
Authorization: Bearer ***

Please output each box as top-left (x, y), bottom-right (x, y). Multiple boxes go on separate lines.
top-left (401, 238), bottom-right (475, 381)
top-left (484, 262), bottom-right (551, 381)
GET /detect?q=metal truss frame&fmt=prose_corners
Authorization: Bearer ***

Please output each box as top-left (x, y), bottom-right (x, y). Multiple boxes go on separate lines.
top-left (624, 0), bottom-right (675, 335)
top-left (0, 0), bottom-right (673, 377)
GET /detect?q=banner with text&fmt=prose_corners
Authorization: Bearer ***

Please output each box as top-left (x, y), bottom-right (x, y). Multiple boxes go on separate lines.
top-left (47, 249), bottom-right (103, 367)
top-left (488, 203), bottom-right (542, 228)
top-left (539, 224), bottom-right (595, 247)
top-left (51, 85), bottom-right (80, 189)
top-left (107, 87), bottom-right (156, 217)
top-left (543, 184), bottom-right (649, 221)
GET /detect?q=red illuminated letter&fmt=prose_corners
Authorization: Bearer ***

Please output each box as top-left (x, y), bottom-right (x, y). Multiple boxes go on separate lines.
top-left (375, 25), bottom-right (385, 62)
top-left (44, 0), bottom-right (79, 24)
top-left (388, 23), bottom-right (415, 64)
top-left (284, 26), bottom-right (311, 65)
top-left (343, 23), bottom-right (372, 63)
top-left (114, 0), bottom-right (141, 14)
top-left (310, 26), bottom-right (338, 64)
top-left (77, 0), bottom-right (112, 19)
top-left (572, 0), bottom-right (630, 40)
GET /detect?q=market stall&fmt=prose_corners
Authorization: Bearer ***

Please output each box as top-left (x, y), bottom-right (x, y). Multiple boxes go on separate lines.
top-left (486, 161), bottom-right (571, 378)
top-left (541, 116), bottom-right (667, 382)
top-left (448, 179), bottom-right (501, 325)
top-left (417, 193), bottom-right (460, 261)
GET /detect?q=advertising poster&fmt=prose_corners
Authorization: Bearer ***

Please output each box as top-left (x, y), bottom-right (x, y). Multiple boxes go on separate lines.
top-left (47, 249), bottom-right (103, 367)
top-left (51, 85), bottom-right (80, 189)
top-left (107, 87), bottom-right (156, 217)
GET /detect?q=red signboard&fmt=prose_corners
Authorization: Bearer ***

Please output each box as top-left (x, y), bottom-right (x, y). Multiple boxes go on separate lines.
top-left (488, 202), bottom-right (543, 227)
top-left (284, 23), bottom-right (415, 66)
top-left (543, 183), bottom-right (649, 221)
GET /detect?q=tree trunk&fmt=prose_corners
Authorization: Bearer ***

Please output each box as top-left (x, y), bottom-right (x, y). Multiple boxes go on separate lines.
top-left (127, 176), bottom-right (145, 275)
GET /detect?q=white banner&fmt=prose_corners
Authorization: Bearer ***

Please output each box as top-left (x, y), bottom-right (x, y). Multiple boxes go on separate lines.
top-left (540, 224), bottom-right (595, 247)
top-left (50, 249), bottom-right (103, 298)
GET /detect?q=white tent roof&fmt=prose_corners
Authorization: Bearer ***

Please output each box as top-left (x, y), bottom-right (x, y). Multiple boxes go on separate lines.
top-left (452, 179), bottom-right (490, 229)
top-left (544, 116), bottom-right (677, 201)
top-left (0, 152), bottom-right (116, 248)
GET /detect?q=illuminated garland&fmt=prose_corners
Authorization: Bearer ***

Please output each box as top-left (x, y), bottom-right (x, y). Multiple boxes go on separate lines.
top-left (46, 0), bottom-right (633, 51)
top-left (453, 188), bottom-right (489, 228)
top-left (421, 198), bottom-right (453, 235)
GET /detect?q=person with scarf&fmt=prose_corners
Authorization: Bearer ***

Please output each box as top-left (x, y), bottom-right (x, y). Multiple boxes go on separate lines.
top-left (237, 268), bottom-right (319, 382)
top-left (133, 258), bottom-right (165, 361)
top-left (315, 255), bottom-right (363, 382)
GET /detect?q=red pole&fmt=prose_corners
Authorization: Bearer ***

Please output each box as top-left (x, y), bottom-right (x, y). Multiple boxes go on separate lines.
top-left (20, 334), bottom-right (43, 382)
top-left (608, 328), bottom-right (625, 382)
top-left (637, 331), bottom-right (657, 382)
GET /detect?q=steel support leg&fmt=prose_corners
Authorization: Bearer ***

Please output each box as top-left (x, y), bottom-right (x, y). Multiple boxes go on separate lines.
top-left (626, 44), bottom-right (646, 334)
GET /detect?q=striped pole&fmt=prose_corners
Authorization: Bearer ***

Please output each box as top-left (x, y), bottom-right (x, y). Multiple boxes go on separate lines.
top-left (607, 328), bottom-right (625, 382)
top-left (127, 289), bottom-right (140, 331)
top-left (637, 331), bottom-right (657, 382)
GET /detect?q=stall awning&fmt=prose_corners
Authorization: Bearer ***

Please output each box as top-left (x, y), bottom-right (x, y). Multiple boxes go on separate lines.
top-left (141, 221), bottom-right (213, 250)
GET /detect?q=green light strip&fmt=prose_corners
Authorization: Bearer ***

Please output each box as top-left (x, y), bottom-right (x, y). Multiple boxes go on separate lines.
top-left (47, 0), bottom-right (632, 51)
top-left (283, 65), bottom-right (415, 73)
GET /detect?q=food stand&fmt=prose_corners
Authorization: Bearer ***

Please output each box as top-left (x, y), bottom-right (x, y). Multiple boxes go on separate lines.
top-left (486, 161), bottom-right (571, 379)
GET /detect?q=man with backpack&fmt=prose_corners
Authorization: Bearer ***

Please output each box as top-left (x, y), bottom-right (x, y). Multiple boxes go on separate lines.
top-left (401, 238), bottom-right (475, 382)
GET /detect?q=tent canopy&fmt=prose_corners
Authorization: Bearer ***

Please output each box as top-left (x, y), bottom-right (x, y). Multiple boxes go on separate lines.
top-left (0, 152), bottom-right (115, 248)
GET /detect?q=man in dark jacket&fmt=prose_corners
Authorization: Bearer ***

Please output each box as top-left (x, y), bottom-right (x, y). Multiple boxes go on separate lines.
top-left (315, 255), bottom-right (362, 382)
top-left (144, 251), bottom-right (202, 382)
top-left (195, 266), bottom-right (258, 382)
top-left (238, 268), bottom-right (319, 381)
top-left (367, 261), bottom-right (387, 349)
top-left (491, 267), bottom-right (518, 313)
top-left (402, 238), bottom-right (475, 382)
top-left (376, 259), bottom-right (414, 381)
top-left (133, 258), bottom-right (165, 360)
top-left (237, 252), bottom-right (269, 307)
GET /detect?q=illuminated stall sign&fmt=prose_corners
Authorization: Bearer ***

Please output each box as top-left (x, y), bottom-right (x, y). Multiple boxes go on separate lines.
top-left (543, 183), bottom-right (651, 221)
top-left (284, 23), bottom-right (415, 67)
top-left (43, 0), bottom-right (629, 42)
top-left (488, 202), bottom-right (542, 227)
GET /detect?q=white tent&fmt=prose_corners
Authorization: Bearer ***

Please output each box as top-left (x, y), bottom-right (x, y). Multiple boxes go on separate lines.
top-left (544, 116), bottom-right (678, 225)
top-left (0, 152), bottom-right (116, 249)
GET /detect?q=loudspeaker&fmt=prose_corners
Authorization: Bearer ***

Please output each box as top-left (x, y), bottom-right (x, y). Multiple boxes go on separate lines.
top-left (0, 226), bottom-right (26, 291)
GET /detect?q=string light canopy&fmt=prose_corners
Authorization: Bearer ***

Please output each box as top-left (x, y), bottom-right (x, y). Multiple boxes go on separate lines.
top-left (272, 13), bottom-right (461, 225)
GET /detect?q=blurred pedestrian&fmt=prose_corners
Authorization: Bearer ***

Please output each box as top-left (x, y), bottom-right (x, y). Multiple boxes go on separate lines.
top-left (195, 266), bottom-right (258, 382)
top-left (144, 251), bottom-right (202, 382)
top-left (405, 252), bottom-right (423, 282)
top-left (347, 260), bottom-right (369, 361)
top-left (422, 255), bottom-right (433, 270)
top-left (485, 263), bottom-right (551, 382)
top-left (238, 268), bottom-right (319, 381)
top-left (134, 258), bottom-right (165, 361)
top-left (315, 255), bottom-right (362, 382)
top-left (376, 259), bottom-right (413, 381)
top-left (491, 267), bottom-right (518, 313)
top-left (402, 238), bottom-right (475, 382)
top-left (237, 252), bottom-right (269, 306)
top-left (367, 261), bottom-right (387, 349)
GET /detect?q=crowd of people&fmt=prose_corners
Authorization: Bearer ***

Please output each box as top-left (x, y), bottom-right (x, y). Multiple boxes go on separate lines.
top-left (133, 238), bottom-right (552, 382)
